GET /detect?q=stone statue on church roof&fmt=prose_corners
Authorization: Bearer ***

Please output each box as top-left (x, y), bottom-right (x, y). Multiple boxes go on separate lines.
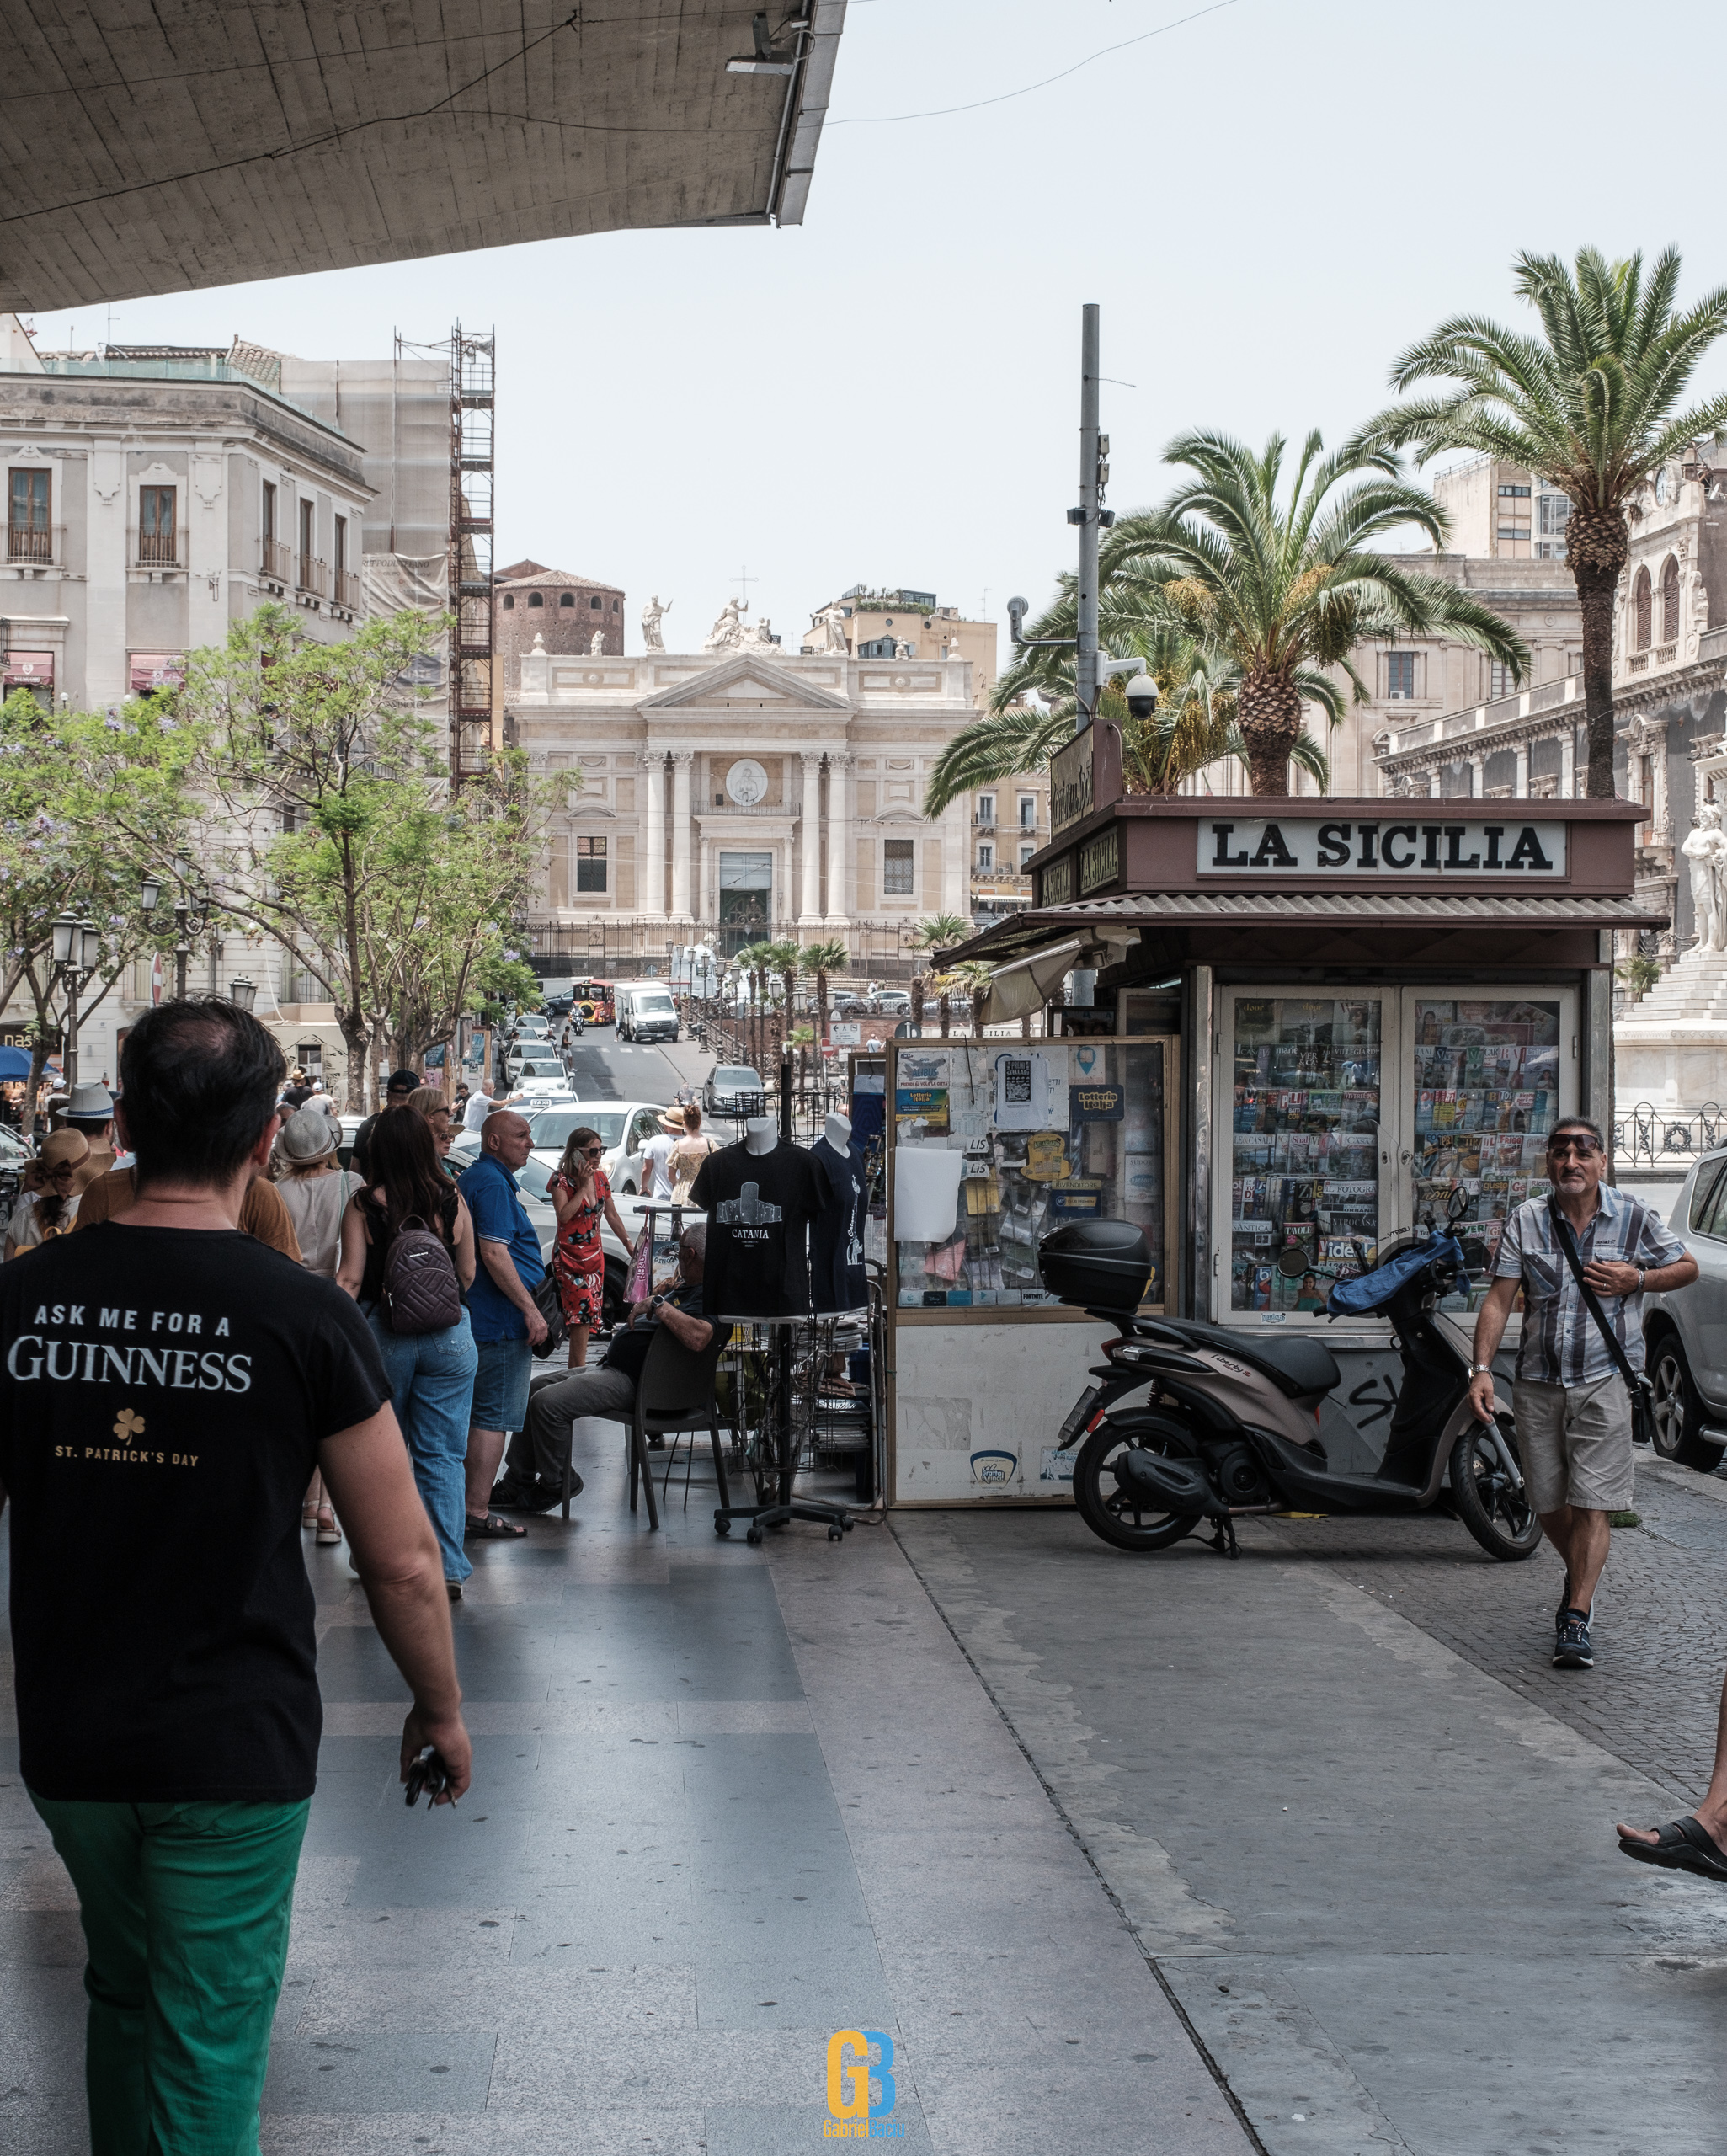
top-left (704, 595), bottom-right (749, 652)
top-left (641, 594), bottom-right (671, 651)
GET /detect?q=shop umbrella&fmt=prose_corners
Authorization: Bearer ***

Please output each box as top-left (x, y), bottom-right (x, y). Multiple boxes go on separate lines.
top-left (0, 1048), bottom-right (32, 1081)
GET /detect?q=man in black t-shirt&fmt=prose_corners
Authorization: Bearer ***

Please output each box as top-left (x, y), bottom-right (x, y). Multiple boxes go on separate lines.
top-left (0, 1001), bottom-right (472, 2154)
top-left (498, 1224), bottom-right (716, 1508)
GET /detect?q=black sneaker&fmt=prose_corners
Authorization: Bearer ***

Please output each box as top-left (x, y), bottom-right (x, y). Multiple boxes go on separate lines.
top-left (1554, 1611), bottom-right (1594, 1668)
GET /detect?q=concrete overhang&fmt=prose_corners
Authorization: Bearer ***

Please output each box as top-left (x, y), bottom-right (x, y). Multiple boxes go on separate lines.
top-left (0, 0), bottom-right (847, 312)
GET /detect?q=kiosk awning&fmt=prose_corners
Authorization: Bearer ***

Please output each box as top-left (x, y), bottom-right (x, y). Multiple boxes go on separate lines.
top-left (980, 937), bottom-right (1087, 1026)
top-left (944, 890), bottom-right (1668, 971)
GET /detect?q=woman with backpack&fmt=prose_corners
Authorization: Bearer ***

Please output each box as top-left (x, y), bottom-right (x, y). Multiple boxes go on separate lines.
top-left (337, 1109), bottom-right (478, 1599)
top-left (546, 1124), bottom-right (635, 1370)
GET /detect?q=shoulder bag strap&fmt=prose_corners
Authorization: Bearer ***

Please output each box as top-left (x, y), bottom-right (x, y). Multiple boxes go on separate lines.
top-left (1547, 1196), bottom-right (1644, 1393)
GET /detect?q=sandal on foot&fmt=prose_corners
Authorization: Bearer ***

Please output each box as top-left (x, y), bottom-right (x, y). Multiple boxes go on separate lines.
top-left (1618, 1817), bottom-right (1727, 1882)
top-left (315, 1508), bottom-right (342, 1546)
top-left (301, 1504), bottom-right (320, 1530)
top-left (465, 1513), bottom-right (526, 1540)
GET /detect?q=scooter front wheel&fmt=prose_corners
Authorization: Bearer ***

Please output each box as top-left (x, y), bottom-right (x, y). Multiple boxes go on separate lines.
top-left (1073, 1412), bottom-right (1204, 1554)
top-left (1449, 1419), bottom-right (1542, 1561)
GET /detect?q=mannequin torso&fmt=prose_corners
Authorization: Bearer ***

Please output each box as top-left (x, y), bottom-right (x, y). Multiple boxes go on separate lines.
top-left (744, 1118), bottom-right (777, 1157)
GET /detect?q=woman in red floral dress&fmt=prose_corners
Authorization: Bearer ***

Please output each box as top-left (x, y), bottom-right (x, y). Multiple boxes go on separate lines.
top-left (547, 1126), bottom-right (636, 1369)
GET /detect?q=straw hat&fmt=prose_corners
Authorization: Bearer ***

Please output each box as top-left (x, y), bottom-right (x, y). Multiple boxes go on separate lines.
top-left (40, 1129), bottom-right (89, 1168)
top-left (658, 1105), bottom-right (687, 1133)
top-left (280, 1105), bottom-right (340, 1165)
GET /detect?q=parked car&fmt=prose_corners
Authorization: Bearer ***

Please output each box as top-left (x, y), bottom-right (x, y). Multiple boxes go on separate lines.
top-left (1643, 1147), bottom-right (1727, 1471)
top-left (449, 1098), bottom-right (669, 1195)
top-left (872, 989), bottom-right (911, 1016)
top-left (702, 1065), bottom-right (766, 1118)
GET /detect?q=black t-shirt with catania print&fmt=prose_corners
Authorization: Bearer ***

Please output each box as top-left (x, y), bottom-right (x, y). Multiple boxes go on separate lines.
top-left (688, 1140), bottom-right (824, 1319)
top-left (0, 1223), bottom-right (391, 1803)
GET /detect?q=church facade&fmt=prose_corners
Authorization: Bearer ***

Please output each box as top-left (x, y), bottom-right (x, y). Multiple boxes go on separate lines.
top-left (508, 640), bottom-right (977, 971)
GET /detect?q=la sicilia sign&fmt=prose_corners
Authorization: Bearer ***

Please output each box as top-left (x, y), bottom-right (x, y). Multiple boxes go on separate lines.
top-left (1198, 818), bottom-right (1567, 877)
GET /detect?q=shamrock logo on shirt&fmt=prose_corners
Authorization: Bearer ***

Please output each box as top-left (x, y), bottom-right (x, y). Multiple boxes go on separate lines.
top-left (113, 1408), bottom-right (145, 1442)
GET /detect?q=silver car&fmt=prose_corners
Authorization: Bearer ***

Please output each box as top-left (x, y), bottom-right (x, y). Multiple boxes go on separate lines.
top-left (1643, 1146), bottom-right (1727, 1472)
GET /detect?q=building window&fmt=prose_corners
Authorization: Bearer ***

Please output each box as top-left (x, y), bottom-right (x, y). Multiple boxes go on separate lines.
top-left (611, 599), bottom-right (620, 611)
top-left (1385, 651), bottom-right (1417, 700)
top-left (858, 638), bottom-right (896, 659)
top-left (1538, 492), bottom-right (1570, 537)
top-left (333, 515), bottom-right (347, 579)
top-left (1661, 554), bottom-right (1681, 643)
top-left (1020, 841), bottom-right (1036, 868)
top-left (296, 1041), bottom-right (323, 1078)
top-left (140, 485), bottom-right (178, 566)
top-left (589, 594), bottom-right (601, 609)
top-left (1490, 661), bottom-right (1516, 701)
top-left (1497, 483), bottom-right (1531, 498)
top-left (260, 479), bottom-right (275, 541)
top-left (977, 843), bottom-right (994, 870)
top-left (1019, 795), bottom-right (1037, 829)
top-left (1634, 566), bottom-right (1652, 649)
top-left (576, 835), bottom-right (607, 893)
top-left (883, 838), bottom-right (914, 895)
top-left (503, 592), bottom-right (515, 610)
top-left (8, 468), bottom-right (50, 563)
top-left (528, 590), bottom-right (544, 608)
top-left (297, 495), bottom-right (314, 583)
top-left (559, 591), bottom-right (574, 607)
top-left (977, 793), bottom-right (995, 825)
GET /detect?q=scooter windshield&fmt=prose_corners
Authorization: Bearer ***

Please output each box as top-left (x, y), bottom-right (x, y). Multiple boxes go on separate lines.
top-left (1325, 1233), bottom-right (1468, 1317)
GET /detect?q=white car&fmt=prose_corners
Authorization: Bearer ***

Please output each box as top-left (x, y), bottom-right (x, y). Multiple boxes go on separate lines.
top-left (449, 1098), bottom-right (670, 1195)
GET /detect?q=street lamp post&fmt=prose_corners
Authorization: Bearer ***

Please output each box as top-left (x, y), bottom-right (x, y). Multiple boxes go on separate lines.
top-left (51, 912), bottom-right (104, 1092)
top-left (139, 854), bottom-right (212, 1001)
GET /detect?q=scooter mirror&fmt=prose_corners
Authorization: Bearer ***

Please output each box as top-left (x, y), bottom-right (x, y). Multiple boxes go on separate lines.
top-left (1460, 1239), bottom-right (1490, 1273)
top-left (1275, 1246), bottom-right (1311, 1278)
top-left (1446, 1185), bottom-right (1472, 1224)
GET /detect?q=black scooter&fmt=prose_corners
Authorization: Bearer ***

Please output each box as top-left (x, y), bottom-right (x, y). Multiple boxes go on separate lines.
top-left (1040, 1200), bottom-right (1540, 1562)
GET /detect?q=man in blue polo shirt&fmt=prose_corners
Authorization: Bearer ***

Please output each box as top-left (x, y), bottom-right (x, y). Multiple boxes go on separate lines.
top-left (461, 1110), bottom-right (547, 1539)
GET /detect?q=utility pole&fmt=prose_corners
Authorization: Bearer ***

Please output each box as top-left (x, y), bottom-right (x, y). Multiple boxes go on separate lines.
top-left (1074, 303), bottom-right (1101, 732)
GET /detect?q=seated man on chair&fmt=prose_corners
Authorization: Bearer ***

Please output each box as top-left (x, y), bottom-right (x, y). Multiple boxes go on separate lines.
top-left (493, 1224), bottom-right (715, 1513)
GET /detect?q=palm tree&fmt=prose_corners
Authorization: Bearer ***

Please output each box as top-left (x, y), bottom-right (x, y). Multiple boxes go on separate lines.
top-left (761, 939), bottom-right (804, 1069)
top-left (735, 940), bottom-right (776, 1070)
top-left (1358, 247), bottom-right (1727, 798)
top-left (907, 913), bottom-right (969, 1033)
top-left (943, 958), bottom-right (997, 1035)
top-left (798, 938), bottom-right (850, 1043)
top-left (1102, 430), bottom-right (1528, 793)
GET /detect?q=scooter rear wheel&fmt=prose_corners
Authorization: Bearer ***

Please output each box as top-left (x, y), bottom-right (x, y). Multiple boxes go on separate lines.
top-left (1449, 1418), bottom-right (1542, 1561)
top-left (1073, 1413), bottom-right (1204, 1553)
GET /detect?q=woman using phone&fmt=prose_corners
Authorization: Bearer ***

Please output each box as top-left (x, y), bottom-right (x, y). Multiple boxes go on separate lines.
top-left (547, 1125), bottom-right (634, 1370)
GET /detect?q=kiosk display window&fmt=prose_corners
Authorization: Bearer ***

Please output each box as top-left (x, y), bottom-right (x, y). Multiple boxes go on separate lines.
top-left (890, 1039), bottom-right (1174, 1313)
top-left (1229, 997), bottom-right (1382, 1313)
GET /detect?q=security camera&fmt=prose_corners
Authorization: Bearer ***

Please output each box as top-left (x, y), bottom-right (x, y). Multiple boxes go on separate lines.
top-left (1124, 672), bottom-right (1158, 720)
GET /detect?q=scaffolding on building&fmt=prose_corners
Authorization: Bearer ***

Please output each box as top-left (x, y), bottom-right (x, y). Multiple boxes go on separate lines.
top-left (449, 322), bottom-right (495, 787)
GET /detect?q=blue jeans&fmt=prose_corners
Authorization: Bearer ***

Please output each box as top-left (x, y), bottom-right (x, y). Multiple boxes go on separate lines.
top-left (367, 1309), bottom-right (478, 1584)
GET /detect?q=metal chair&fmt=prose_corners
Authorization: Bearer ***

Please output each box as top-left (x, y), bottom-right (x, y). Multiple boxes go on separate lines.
top-left (562, 1320), bottom-right (730, 1530)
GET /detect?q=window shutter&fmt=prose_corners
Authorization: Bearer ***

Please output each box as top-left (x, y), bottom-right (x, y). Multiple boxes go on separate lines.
top-left (1662, 557), bottom-right (1681, 643)
top-left (1634, 568), bottom-right (1653, 649)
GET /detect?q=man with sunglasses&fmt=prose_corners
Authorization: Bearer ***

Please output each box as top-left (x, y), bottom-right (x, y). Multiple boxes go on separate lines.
top-left (1468, 1117), bottom-right (1695, 1670)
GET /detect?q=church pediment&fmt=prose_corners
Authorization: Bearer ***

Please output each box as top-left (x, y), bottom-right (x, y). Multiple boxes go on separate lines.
top-left (639, 654), bottom-right (853, 714)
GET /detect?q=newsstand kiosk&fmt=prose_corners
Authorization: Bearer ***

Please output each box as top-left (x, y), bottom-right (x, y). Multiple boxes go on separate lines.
top-left (873, 752), bottom-right (1659, 1508)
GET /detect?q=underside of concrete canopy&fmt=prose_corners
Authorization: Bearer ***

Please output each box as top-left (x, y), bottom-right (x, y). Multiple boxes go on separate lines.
top-left (0, 0), bottom-right (846, 312)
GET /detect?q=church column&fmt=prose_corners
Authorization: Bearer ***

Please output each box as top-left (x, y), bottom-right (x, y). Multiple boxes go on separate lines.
top-left (827, 752), bottom-right (854, 927)
top-left (799, 752), bottom-right (823, 926)
top-left (1468, 751), bottom-right (1484, 798)
top-left (642, 750), bottom-right (665, 919)
top-left (669, 748), bottom-right (694, 922)
top-left (1514, 739), bottom-right (1529, 795)
top-left (1560, 728), bottom-right (1575, 798)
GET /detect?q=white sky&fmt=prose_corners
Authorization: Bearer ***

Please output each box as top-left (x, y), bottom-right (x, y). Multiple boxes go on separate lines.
top-left (21, 0), bottom-right (1727, 656)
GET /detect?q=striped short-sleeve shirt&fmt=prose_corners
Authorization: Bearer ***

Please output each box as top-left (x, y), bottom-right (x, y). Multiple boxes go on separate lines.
top-left (1494, 1185), bottom-right (1687, 1386)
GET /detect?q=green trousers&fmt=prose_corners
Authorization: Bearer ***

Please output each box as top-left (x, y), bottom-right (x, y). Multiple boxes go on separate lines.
top-left (29, 1790), bottom-right (309, 2156)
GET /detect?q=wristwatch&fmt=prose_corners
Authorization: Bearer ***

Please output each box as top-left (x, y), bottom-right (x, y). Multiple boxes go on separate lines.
top-left (1470, 1363), bottom-right (1494, 1376)
top-left (648, 1293), bottom-right (666, 1315)
top-left (1636, 1268), bottom-right (1646, 1292)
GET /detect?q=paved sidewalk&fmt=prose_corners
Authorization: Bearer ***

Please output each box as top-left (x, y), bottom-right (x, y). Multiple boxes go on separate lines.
top-left (0, 1417), bottom-right (1245, 2153)
top-left (895, 1462), bottom-right (1727, 2156)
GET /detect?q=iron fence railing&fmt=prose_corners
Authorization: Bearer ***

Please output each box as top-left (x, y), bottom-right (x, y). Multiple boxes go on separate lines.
top-left (1614, 1102), bottom-right (1726, 1168)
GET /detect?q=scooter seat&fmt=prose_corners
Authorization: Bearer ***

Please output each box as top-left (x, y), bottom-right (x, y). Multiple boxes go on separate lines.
top-left (1152, 1320), bottom-right (1340, 1400)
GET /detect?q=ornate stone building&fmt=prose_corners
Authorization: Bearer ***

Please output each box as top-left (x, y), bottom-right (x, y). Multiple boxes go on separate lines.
top-left (509, 638), bottom-right (978, 972)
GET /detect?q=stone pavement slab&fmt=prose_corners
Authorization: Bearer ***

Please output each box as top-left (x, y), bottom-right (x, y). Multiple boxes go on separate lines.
top-left (893, 1488), bottom-right (1727, 2156)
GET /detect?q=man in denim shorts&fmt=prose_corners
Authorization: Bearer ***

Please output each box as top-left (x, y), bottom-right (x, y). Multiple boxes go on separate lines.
top-left (1468, 1117), bottom-right (1694, 1670)
top-left (461, 1111), bottom-right (548, 1540)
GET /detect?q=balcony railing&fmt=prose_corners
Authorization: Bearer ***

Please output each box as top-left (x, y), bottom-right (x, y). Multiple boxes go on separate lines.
top-left (973, 814), bottom-right (996, 830)
top-left (1656, 643), bottom-right (1677, 667)
top-left (5, 524), bottom-right (59, 565)
top-left (298, 555), bottom-right (328, 598)
top-left (134, 528), bottom-right (183, 568)
top-left (1614, 1101), bottom-right (1725, 1170)
top-left (335, 568), bottom-right (361, 611)
top-left (260, 536), bottom-right (293, 583)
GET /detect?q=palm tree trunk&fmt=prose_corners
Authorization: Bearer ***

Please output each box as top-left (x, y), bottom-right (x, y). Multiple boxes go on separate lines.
top-left (939, 988), bottom-right (951, 1038)
top-left (1566, 505), bottom-right (1628, 798)
top-left (910, 974), bottom-right (925, 1034)
top-left (1236, 670), bottom-right (1304, 796)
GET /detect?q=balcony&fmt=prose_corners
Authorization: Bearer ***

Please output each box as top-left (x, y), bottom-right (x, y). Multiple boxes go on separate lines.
top-left (298, 555), bottom-right (328, 600)
top-left (133, 528), bottom-right (183, 569)
top-left (5, 524), bottom-right (61, 568)
top-left (335, 568), bottom-right (361, 612)
top-left (972, 813), bottom-right (997, 830)
top-left (260, 536), bottom-right (293, 584)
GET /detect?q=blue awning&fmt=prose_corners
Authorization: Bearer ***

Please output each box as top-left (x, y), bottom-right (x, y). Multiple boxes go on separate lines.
top-left (0, 1048), bottom-right (32, 1080)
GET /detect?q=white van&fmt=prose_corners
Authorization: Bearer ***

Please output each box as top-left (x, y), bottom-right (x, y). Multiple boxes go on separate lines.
top-left (617, 983), bottom-right (680, 1043)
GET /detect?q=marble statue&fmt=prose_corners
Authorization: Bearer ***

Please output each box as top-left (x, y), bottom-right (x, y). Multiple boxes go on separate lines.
top-left (893, 638), bottom-right (912, 659)
top-left (704, 595), bottom-right (749, 652)
top-left (1682, 803), bottom-right (1727, 953)
top-left (640, 595), bottom-right (671, 651)
top-left (816, 606), bottom-right (850, 656)
top-left (749, 615), bottom-right (781, 649)
top-left (589, 629), bottom-right (604, 656)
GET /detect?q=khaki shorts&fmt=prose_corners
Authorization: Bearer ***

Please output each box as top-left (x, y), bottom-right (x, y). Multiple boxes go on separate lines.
top-left (1512, 1374), bottom-right (1634, 1513)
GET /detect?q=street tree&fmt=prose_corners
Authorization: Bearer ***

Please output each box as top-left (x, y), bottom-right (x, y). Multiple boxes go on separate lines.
top-left (0, 688), bottom-right (198, 1106)
top-left (1360, 246), bottom-right (1727, 797)
top-left (797, 939), bottom-right (851, 1044)
top-left (173, 605), bottom-right (555, 1108)
top-left (908, 914), bottom-right (970, 1033)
